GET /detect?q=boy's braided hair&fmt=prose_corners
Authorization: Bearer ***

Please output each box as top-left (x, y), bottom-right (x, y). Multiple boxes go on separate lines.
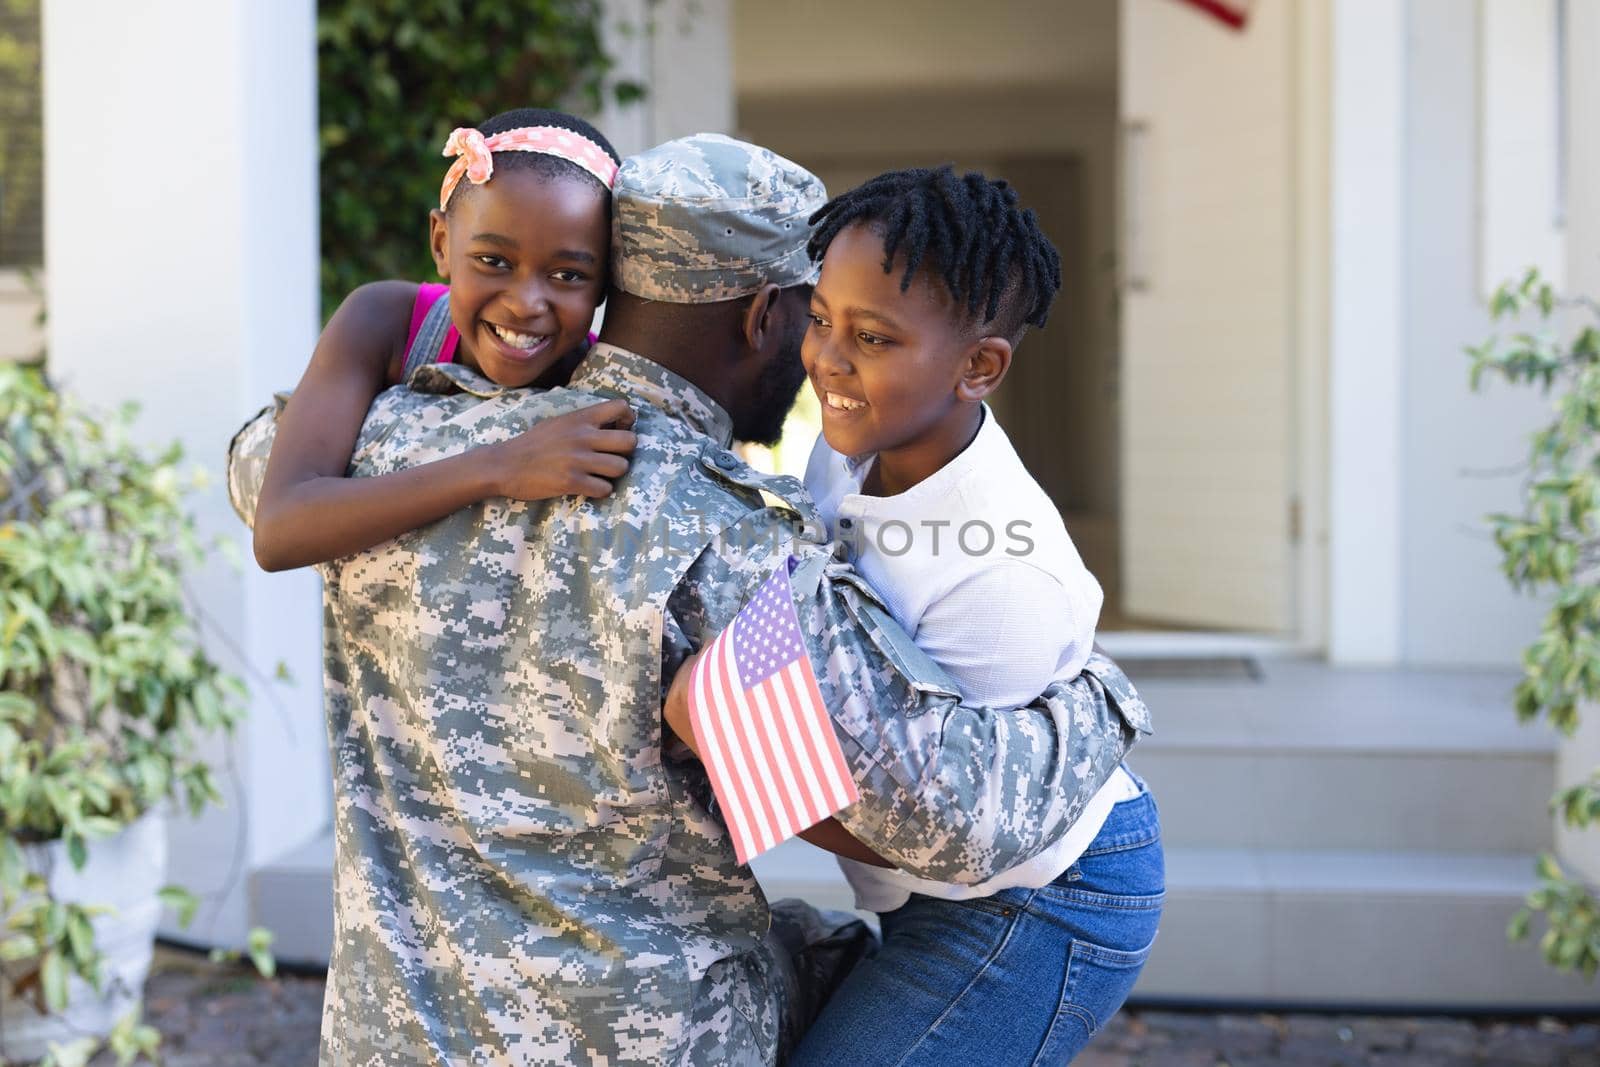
top-left (444, 108), bottom-right (621, 212)
top-left (807, 165), bottom-right (1062, 343)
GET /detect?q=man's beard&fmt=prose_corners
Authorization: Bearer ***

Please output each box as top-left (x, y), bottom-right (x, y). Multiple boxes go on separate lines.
top-left (732, 331), bottom-right (808, 446)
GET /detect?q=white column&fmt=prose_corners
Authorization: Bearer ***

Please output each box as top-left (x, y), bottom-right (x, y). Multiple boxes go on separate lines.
top-left (42, 0), bottom-right (326, 946)
top-left (1327, 0), bottom-right (1404, 664)
top-left (646, 0), bottom-right (732, 143)
top-left (1568, 0), bottom-right (1600, 346)
top-left (1557, 0), bottom-right (1600, 887)
top-left (598, 0), bottom-right (732, 159)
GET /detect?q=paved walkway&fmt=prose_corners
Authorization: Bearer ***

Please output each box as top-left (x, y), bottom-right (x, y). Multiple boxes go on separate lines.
top-left (85, 947), bottom-right (1599, 1066)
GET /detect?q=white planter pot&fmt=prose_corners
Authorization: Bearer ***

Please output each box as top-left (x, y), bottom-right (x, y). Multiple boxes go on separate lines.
top-left (1556, 704), bottom-right (1600, 886)
top-left (0, 812), bottom-right (166, 1063)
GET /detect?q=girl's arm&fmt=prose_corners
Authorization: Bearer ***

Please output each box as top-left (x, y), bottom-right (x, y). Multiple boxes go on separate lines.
top-left (252, 282), bottom-right (634, 572)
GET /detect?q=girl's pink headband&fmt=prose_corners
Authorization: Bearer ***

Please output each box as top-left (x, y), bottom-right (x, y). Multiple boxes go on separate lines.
top-left (438, 125), bottom-right (619, 210)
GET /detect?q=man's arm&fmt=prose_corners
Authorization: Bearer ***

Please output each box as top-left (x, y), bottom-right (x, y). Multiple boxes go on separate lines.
top-left (227, 400), bottom-right (283, 531)
top-left (667, 508), bottom-right (1152, 886)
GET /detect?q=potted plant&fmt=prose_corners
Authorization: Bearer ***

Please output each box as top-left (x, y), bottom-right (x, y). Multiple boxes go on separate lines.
top-left (0, 362), bottom-right (249, 1064)
top-left (1469, 269), bottom-right (1600, 981)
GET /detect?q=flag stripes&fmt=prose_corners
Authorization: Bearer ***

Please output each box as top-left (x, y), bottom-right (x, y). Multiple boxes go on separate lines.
top-left (686, 564), bottom-right (859, 864)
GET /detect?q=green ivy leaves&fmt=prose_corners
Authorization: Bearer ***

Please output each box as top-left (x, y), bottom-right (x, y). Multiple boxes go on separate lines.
top-left (1472, 269), bottom-right (1600, 980)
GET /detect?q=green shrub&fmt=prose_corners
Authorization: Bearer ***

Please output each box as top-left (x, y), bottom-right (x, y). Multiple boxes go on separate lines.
top-left (0, 364), bottom-right (245, 1017)
top-left (318, 0), bottom-right (643, 317)
top-left (1469, 269), bottom-right (1600, 980)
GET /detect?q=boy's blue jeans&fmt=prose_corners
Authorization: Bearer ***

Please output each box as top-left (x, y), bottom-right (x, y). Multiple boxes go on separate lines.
top-left (791, 773), bottom-right (1164, 1065)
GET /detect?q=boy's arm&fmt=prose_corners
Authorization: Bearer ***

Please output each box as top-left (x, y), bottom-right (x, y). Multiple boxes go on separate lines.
top-left (247, 282), bottom-right (635, 570)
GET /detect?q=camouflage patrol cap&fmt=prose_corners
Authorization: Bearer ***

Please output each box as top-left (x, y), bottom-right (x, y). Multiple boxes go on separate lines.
top-left (612, 133), bottom-right (826, 303)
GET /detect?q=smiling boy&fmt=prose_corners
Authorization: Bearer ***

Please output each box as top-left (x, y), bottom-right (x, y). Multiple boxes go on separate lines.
top-left (791, 165), bottom-right (1156, 1066)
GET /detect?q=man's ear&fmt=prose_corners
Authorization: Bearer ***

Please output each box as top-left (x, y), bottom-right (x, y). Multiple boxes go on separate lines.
top-left (428, 209), bottom-right (451, 280)
top-left (956, 336), bottom-right (1013, 402)
top-left (740, 283), bottom-right (782, 353)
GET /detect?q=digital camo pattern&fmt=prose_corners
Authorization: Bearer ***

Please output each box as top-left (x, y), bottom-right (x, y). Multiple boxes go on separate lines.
top-left (611, 133), bottom-right (825, 304)
top-left (231, 347), bottom-right (792, 1065)
top-left (225, 344), bottom-right (1151, 1065)
top-left (224, 392), bottom-right (286, 530)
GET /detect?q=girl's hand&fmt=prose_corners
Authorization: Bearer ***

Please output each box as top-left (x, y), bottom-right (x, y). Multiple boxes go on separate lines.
top-left (489, 399), bottom-right (637, 500)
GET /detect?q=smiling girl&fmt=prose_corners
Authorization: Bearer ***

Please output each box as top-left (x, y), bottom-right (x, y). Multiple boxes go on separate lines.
top-left (790, 166), bottom-right (1161, 1066)
top-left (252, 108), bottom-right (635, 571)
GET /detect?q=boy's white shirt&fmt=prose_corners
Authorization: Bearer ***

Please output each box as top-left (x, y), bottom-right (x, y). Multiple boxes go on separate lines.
top-left (804, 404), bottom-right (1137, 913)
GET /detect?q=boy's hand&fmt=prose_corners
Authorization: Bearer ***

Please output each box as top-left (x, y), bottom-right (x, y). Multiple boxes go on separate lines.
top-left (663, 649), bottom-right (703, 758)
top-left (489, 399), bottom-right (637, 500)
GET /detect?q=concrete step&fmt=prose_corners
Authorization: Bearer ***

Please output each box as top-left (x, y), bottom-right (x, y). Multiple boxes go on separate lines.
top-left (748, 839), bottom-right (1597, 1010)
top-left (251, 831), bottom-right (333, 969)
top-left (1141, 846), bottom-right (1596, 1010)
top-left (252, 834), bottom-right (1596, 1010)
top-left (1129, 660), bottom-right (1560, 854)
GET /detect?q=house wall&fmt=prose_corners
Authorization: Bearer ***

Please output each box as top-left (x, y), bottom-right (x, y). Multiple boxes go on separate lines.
top-left (736, 0), bottom-right (1578, 664)
top-left (1397, 0), bottom-right (1556, 667)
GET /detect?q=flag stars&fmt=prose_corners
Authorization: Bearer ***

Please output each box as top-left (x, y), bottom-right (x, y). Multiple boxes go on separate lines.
top-left (732, 570), bottom-right (808, 689)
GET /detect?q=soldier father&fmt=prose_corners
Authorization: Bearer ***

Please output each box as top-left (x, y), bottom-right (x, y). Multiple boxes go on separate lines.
top-left (228, 134), bottom-right (1147, 1066)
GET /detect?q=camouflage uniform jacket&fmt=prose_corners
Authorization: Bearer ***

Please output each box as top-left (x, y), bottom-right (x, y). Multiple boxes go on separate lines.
top-left (226, 344), bottom-right (1152, 1066)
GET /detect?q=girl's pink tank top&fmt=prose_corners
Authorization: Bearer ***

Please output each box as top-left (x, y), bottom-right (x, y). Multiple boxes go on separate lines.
top-left (405, 283), bottom-right (460, 364)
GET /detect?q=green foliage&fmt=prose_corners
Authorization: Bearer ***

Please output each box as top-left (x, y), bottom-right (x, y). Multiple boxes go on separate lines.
top-left (1470, 268), bottom-right (1600, 980)
top-left (317, 0), bottom-right (644, 316)
top-left (0, 0), bottom-right (42, 268)
top-left (34, 1006), bottom-right (160, 1067)
top-left (0, 365), bottom-right (249, 1028)
top-left (208, 926), bottom-right (278, 981)
top-left (1508, 853), bottom-right (1600, 981)
top-left (102, 1006), bottom-right (161, 1066)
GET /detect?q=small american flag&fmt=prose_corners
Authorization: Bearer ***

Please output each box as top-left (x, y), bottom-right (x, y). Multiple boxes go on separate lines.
top-left (686, 559), bottom-right (859, 864)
